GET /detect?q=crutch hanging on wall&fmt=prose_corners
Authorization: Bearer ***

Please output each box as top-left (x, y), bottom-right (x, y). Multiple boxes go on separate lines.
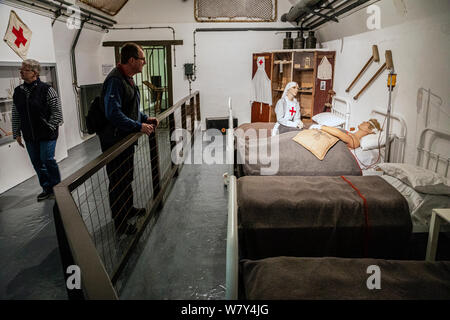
top-left (353, 50), bottom-right (393, 100)
top-left (345, 45), bottom-right (379, 93)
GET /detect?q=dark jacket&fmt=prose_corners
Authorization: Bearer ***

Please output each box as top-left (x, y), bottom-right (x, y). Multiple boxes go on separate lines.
top-left (98, 66), bottom-right (140, 149)
top-left (13, 79), bottom-right (58, 141)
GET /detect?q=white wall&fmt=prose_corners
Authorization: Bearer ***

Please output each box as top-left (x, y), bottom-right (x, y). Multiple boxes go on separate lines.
top-left (52, 21), bottom-right (114, 149)
top-left (0, 4), bottom-right (69, 194)
top-left (107, 0), bottom-right (295, 127)
top-left (316, 0), bottom-right (450, 164)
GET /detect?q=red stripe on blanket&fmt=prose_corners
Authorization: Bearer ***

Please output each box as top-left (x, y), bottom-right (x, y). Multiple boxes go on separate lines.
top-left (340, 175), bottom-right (370, 257)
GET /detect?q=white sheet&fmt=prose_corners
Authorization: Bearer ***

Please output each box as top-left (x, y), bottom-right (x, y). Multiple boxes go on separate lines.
top-left (380, 175), bottom-right (450, 232)
top-left (351, 147), bottom-right (383, 170)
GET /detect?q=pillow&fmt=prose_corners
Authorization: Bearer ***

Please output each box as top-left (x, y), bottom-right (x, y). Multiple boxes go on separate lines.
top-left (360, 132), bottom-right (392, 150)
top-left (377, 163), bottom-right (450, 195)
top-left (380, 174), bottom-right (425, 213)
top-left (292, 129), bottom-right (339, 160)
top-left (312, 112), bottom-right (345, 127)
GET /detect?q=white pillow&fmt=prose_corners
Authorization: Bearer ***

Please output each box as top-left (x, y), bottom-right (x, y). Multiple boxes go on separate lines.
top-left (312, 112), bottom-right (345, 127)
top-left (377, 163), bottom-right (450, 195)
top-left (360, 132), bottom-right (391, 150)
top-left (380, 175), bottom-right (425, 213)
top-left (380, 174), bottom-right (450, 227)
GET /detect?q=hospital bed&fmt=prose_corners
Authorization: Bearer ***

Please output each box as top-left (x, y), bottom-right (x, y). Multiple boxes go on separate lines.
top-left (241, 256), bottom-right (450, 300)
top-left (225, 122), bottom-right (450, 299)
top-left (232, 97), bottom-right (406, 177)
top-left (233, 96), bottom-right (360, 177)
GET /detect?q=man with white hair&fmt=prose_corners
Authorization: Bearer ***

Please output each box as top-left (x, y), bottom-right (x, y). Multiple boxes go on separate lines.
top-left (12, 59), bottom-right (63, 201)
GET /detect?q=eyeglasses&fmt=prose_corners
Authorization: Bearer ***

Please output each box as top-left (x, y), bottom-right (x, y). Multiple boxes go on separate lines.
top-left (19, 68), bottom-right (33, 72)
top-left (134, 56), bottom-right (146, 62)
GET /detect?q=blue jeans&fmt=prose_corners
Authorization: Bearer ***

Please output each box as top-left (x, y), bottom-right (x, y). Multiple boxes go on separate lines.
top-left (25, 140), bottom-right (61, 193)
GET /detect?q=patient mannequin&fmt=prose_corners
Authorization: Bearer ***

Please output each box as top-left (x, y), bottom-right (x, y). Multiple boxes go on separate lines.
top-left (320, 118), bottom-right (381, 149)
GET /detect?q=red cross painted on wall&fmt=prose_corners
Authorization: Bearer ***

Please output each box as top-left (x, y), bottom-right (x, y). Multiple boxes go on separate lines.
top-left (289, 107), bottom-right (296, 116)
top-left (12, 26), bottom-right (27, 48)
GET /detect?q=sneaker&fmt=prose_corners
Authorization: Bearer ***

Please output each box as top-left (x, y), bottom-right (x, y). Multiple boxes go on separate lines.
top-left (116, 222), bottom-right (137, 236)
top-left (37, 190), bottom-right (54, 202)
top-left (128, 207), bottom-right (146, 219)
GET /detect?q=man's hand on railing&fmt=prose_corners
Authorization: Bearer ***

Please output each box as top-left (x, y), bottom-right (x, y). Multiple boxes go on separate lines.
top-left (140, 123), bottom-right (155, 135)
top-left (146, 117), bottom-right (159, 130)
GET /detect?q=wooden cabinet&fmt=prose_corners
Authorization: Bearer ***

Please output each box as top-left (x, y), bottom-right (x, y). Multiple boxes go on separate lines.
top-left (251, 50), bottom-right (335, 124)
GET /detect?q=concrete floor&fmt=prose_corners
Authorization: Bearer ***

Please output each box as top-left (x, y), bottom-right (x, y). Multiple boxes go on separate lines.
top-left (120, 157), bottom-right (228, 299)
top-left (0, 132), bottom-right (228, 300)
top-left (0, 135), bottom-right (102, 299)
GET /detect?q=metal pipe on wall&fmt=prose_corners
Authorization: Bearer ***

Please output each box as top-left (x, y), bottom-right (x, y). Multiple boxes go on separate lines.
top-left (107, 26), bottom-right (178, 67)
top-left (192, 27), bottom-right (308, 82)
top-left (70, 20), bottom-right (87, 135)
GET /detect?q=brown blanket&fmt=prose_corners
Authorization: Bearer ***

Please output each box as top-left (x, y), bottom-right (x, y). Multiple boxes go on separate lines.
top-left (234, 122), bottom-right (311, 139)
top-left (242, 256), bottom-right (450, 300)
top-left (237, 175), bottom-right (412, 259)
top-left (235, 130), bottom-right (362, 176)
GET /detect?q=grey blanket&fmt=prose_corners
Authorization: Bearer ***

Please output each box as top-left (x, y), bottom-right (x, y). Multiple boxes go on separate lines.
top-left (237, 175), bottom-right (412, 259)
top-left (235, 130), bottom-right (362, 176)
top-left (242, 256), bottom-right (450, 300)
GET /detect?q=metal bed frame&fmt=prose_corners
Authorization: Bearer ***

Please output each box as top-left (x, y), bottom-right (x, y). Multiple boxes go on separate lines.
top-left (330, 95), bottom-right (351, 131)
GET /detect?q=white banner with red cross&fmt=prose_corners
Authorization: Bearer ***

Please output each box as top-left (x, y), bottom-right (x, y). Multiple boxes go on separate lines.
top-left (3, 10), bottom-right (32, 60)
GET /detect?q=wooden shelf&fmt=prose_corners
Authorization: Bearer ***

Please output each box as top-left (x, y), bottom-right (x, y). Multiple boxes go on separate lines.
top-left (272, 89), bottom-right (312, 93)
top-left (274, 60), bottom-right (292, 65)
top-left (252, 50), bottom-right (335, 123)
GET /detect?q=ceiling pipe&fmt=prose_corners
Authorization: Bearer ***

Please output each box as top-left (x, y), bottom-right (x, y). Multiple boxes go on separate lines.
top-left (281, 0), bottom-right (328, 22)
top-left (282, 0), bottom-right (376, 30)
top-left (195, 27), bottom-right (307, 32)
top-left (38, 0), bottom-right (114, 27)
top-left (16, 0), bottom-right (115, 28)
top-left (307, 0), bottom-right (373, 29)
top-left (299, 0), bottom-right (342, 26)
top-left (302, 0), bottom-right (354, 28)
top-left (53, 0), bottom-right (117, 25)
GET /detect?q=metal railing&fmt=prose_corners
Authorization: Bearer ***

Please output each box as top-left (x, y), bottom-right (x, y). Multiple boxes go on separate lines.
top-left (53, 91), bottom-right (201, 299)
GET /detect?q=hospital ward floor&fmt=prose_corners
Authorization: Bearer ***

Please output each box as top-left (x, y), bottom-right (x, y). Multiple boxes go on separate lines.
top-left (0, 133), bottom-right (449, 300)
top-left (0, 133), bottom-right (228, 299)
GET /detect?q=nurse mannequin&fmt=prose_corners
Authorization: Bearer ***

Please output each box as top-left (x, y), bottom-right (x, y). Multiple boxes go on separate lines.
top-left (272, 82), bottom-right (304, 136)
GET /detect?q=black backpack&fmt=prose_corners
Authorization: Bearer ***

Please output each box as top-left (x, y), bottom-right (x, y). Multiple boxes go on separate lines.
top-left (85, 96), bottom-right (107, 134)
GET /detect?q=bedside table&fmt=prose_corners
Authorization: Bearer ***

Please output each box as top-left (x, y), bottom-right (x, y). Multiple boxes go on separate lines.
top-left (425, 208), bottom-right (450, 262)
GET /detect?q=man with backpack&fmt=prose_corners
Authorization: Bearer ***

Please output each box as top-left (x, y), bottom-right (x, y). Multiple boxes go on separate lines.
top-left (99, 42), bottom-right (158, 236)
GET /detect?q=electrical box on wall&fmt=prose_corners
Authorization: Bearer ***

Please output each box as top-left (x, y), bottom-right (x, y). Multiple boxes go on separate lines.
top-left (206, 117), bottom-right (238, 134)
top-left (184, 63), bottom-right (194, 77)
